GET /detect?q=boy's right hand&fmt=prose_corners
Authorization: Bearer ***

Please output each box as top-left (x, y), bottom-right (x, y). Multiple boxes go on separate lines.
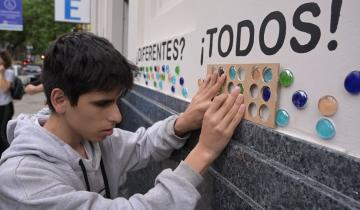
top-left (184, 86), bottom-right (246, 175)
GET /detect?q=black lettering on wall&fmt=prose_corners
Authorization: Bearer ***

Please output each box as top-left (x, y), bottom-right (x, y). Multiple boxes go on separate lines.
top-left (259, 11), bottom-right (286, 55)
top-left (218, 24), bottom-right (234, 57)
top-left (236, 20), bottom-right (254, 56)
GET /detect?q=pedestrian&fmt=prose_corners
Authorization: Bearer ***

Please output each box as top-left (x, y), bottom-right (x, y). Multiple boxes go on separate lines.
top-left (0, 32), bottom-right (245, 209)
top-left (0, 50), bottom-right (15, 155)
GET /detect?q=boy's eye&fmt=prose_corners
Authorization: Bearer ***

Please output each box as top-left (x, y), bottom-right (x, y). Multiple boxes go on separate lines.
top-left (93, 101), bottom-right (112, 107)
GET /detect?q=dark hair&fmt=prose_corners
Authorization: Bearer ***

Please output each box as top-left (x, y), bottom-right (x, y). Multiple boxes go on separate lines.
top-left (0, 50), bottom-right (12, 69)
top-left (42, 32), bottom-right (137, 112)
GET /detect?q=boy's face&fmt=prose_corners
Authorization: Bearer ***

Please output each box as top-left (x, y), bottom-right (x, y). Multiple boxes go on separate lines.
top-left (64, 89), bottom-right (123, 142)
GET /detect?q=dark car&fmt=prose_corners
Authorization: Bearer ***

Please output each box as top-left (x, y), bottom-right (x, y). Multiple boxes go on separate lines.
top-left (19, 64), bottom-right (42, 84)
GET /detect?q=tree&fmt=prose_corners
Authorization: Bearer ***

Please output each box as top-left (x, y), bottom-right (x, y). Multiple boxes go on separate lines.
top-left (0, 0), bottom-right (76, 59)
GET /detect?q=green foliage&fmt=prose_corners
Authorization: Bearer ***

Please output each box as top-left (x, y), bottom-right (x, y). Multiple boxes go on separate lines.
top-left (0, 0), bottom-right (76, 55)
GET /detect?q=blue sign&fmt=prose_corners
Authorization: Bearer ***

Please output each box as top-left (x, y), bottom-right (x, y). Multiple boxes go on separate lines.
top-left (0, 0), bottom-right (23, 31)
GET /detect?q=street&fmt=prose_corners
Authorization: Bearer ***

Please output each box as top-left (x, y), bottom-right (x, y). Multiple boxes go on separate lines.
top-left (13, 92), bottom-right (46, 118)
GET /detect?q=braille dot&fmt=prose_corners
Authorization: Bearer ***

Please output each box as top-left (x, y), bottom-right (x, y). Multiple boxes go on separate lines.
top-left (159, 81), bottom-right (163, 90)
top-left (227, 82), bottom-right (235, 93)
top-left (263, 67), bottom-right (272, 83)
top-left (279, 69), bottom-right (294, 87)
top-left (171, 76), bottom-right (176, 85)
top-left (250, 84), bottom-right (259, 98)
top-left (344, 70), bottom-right (360, 94)
top-left (276, 109), bottom-right (289, 127)
top-left (237, 83), bottom-right (244, 94)
top-left (237, 67), bottom-right (245, 81)
top-left (292, 90), bottom-right (308, 109)
top-left (161, 74), bottom-right (165, 81)
top-left (316, 118), bottom-right (335, 140)
top-left (259, 104), bottom-right (269, 122)
top-left (252, 67), bottom-right (260, 81)
top-left (248, 103), bottom-right (257, 117)
top-left (318, 95), bottom-right (338, 117)
top-left (262, 86), bottom-right (271, 102)
top-left (182, 87), bottom-right (188, 98)
top-left (162, 65), bottom-right (165, 72)
top-left (166, 65), bottom-right (170, 73)
top-left (229, 66), bottom-right (236, 80)
top-left (175, 66), bottom-right (180, 75)
top-left (179, 77), bottom-right (185, 86)
top-left (171, 86), bottom-right (175, 93)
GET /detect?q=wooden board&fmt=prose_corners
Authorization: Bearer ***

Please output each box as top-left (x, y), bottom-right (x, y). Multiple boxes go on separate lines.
top-left (205, 63), bottom-right (280, 128)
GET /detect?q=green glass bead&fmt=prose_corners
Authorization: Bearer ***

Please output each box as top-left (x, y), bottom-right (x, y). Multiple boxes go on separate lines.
top-left (175, 66), bottom-right (180, 75)
top-left (279, 69), bottom-right (294, 87)
top-left (237, 83), bottom-right (244, 94)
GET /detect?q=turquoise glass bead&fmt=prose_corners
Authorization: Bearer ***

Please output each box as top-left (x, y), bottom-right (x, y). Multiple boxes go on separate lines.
top-left (182, 87), bottom-right (188, 98)
top-left (276, 109), bottom-right (289, 127)
top-left (263, 67), bottom-right (272, 83)
top-left (229, 66), bottom-right (236, 80)
top-left (316, 118), bottom-right (335, 140)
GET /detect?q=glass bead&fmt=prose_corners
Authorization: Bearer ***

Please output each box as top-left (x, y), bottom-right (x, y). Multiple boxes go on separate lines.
top-left (145, 81), bottom-right (148, 86)
top-left (252, 68), bottom-right (260, 80)
top-left (161, 74), bottom-right (165, 81)
top-left (171, 76), bottom-right (176, 85)
top-left (171, 86), bottom-right (175, 93)
top-left (156, 72), bottom-right (160, 80)
top-left (162, 65), bottom-right (165, 72)
top-left (344, 70), bottom-right (360, 94)
top-left (262, 86), bottom-right (271, 102)
top-left (159, 81), bottom-right (163, 90)
top-left (279, 69), bottom-right (294, 87)
top-left (182, 87), bottom-right (188, 98)
top-left (179, 77), bottom-right (184, 86)
top-left (263, 67), bottom-right (272, 83)
top-left (316, 118), bottom-right (335, 140)
top-left (318, 95), bottom-right (337, 117)
top-left (292, 90), bottom-right (307, 109)
top-left (166, 65), bottom-right (170, 73)
top-left (229, 66), bottom-right (236, 80)
top-left (153, 81), bottom-right (157, 88)
top-left (175, 66), bottom-right (180, 75)
top-left (276, 109), bottom-right (289, 127)
top-left (237, 83), bottom-right (244, 94)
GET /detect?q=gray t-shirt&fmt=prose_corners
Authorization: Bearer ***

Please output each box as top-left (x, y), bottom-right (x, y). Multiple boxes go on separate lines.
top-left (0, 69), bottom-right (15, 105)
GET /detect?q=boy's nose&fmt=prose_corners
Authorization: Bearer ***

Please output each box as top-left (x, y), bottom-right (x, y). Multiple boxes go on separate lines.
top-left (109, 104), bottom-right (122, 124)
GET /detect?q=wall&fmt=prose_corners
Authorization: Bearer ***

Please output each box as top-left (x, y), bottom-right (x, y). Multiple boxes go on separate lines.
top-left (128, 0), bottom-right (360, 158)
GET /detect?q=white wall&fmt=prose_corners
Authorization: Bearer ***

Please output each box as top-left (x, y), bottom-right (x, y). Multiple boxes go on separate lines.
top-left (126, 0), bottom-right (360, 158)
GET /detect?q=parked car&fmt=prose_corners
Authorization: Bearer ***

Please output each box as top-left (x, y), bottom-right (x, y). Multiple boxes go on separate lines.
top-left (18, 64), bottom-right (42, 85)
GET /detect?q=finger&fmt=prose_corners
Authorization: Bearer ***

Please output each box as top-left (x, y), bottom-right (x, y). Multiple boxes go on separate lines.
top-left (207, 94), bottom-right (228, 114)
top-left (228, 103), bottom-right (246, 131)
top-left (204, 74), bottom-right (226, 99)
top-left (206, 72), bottom-right (218, 88)
top-left (216, 86), bottom-right (240, 118)
top-left (220, 94), bottom-right (244, 126)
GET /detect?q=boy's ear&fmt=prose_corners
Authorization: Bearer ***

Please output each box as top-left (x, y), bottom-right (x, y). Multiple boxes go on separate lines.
top-left (50, 88), bottom-right (68, 114)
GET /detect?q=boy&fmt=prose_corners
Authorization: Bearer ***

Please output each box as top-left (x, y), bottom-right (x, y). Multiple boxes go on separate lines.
top-left (0, 32), bottom-right (245, 209)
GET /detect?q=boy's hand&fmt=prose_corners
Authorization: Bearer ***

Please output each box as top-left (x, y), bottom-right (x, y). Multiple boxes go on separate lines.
top-left (174, 72), bottom-right (226, 136)
top-left (184, 86), bottom-right (246, 175)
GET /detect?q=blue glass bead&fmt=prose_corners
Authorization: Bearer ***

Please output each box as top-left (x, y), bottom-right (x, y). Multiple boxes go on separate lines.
top-left (171, 75), bottom-right (176, 85)
top-left (182, 87), bottom-right (188, 98)
top-left (292, 90), bottom-right (308, 109)
top-left (145, 81), bottom-right (148, 86)
top-left (159, 81), bottom-right (163, 90)
top-left (344, 70), bottom-right (360, 94)
top-left (316, 118), bottom-right (335, 140)
top-left (166, 65), bottom-right (170, 73)
top-left (156, 72), bottom-right (160, 80)
top-left (276, 109), bottom-right (289, 127)
top-left (229, 66), bottom-right (236, 80)
top-left (162, 65), bottom-right (165, 72)
top-left (263, 67), bottom-right (272, 83)
top-left (143, 74), bottom-right (146, 79)
top-left (262, 86), bottom-right (271, 102)
top-left (179, 77), bottom-right (184, 86)
top-left (171, 86), bottom-right (175, 93)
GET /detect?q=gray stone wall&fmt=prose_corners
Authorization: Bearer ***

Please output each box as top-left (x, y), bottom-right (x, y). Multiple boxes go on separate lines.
top-left (117, 85), bottom-right (360, 210)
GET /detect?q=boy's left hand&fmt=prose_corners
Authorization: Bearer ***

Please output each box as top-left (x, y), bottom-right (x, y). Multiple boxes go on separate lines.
top-left (174, 72), bottom-right (226, 136)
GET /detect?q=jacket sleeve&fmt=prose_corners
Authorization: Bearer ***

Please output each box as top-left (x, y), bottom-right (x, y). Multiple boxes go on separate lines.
top-left (0, 157), bottom-right (202, 210)
top-left (104, 115), bottom-right (190, 172)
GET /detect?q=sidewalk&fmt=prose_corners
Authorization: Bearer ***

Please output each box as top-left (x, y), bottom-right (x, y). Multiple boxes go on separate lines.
top-left (13, 93), bottom-right (46, 117)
